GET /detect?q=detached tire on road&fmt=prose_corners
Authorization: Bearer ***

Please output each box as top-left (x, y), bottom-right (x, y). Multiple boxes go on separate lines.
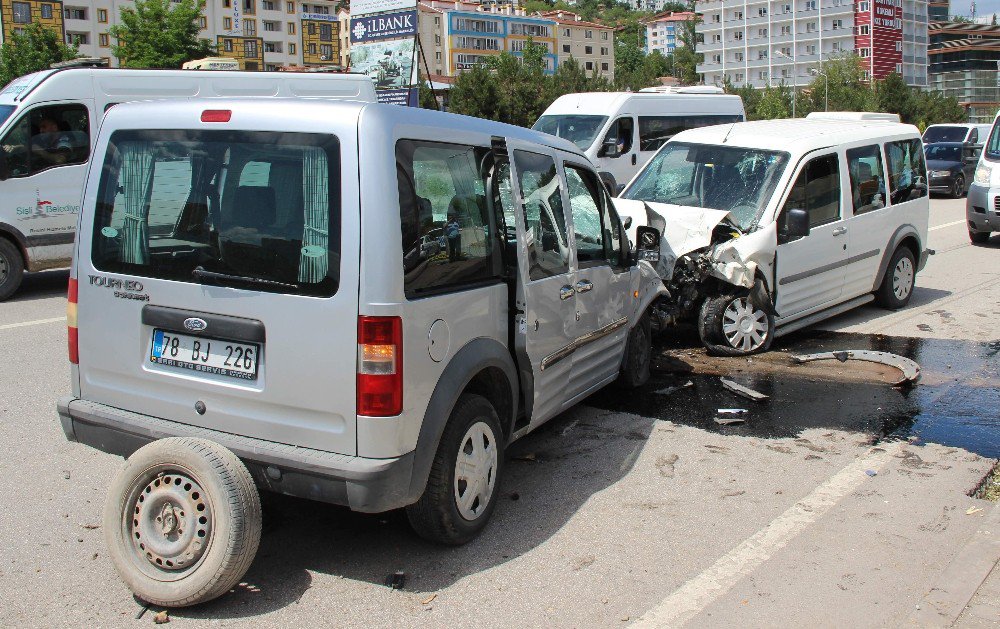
top-left (103, 438), bottom-right (262, 607)
top-left (617, 311), bottom-right (652, 388)
top-left (698, 291), bottom-right (774, 356)
top-left (406, 394), bottom-right (503, 546)
top-left (875, 246), bottom-right (916, 310)
top-left (0, 238), bottom-right (25, 302)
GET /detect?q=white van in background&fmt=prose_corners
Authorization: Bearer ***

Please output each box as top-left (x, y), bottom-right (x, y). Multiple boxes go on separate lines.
top-left (532, 90), bottom-right (745, 190)
top-left (0, 65), bottom-right (376, 300)
top-left (923, 123), bottom-right (992, 146)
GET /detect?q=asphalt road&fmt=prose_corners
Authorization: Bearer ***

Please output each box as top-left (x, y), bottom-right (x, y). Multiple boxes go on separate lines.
top-left (0, 197), bottom-right (996, 628)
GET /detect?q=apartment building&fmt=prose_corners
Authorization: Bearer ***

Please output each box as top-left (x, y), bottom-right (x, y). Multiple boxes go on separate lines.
top-left (0, 0), bottom-right (341, 71)
top-left (642, 10), bottom-right (694, 55)
top-left (540, 10), bottom-right (614, 79)
top-left (696, 0), bottom-right (929, 89)
top-left (928, 0), bottom-right (948, 21)
top-left (630, 0), bottom-right (684, 11)
top-left (929, 20), bottom-right (1000, 122)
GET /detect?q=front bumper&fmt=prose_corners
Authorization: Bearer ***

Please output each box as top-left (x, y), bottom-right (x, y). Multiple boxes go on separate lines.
top-left (966, 183), bottom-right (998, 233)
top-left (929, 174), bottom-right (957, 193)
top-left (58, 397), bottom-right (416, 513)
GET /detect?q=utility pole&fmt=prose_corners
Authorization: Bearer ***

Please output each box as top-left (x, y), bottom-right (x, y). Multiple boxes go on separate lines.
top-left (774, 49), bottom-right (796, 117)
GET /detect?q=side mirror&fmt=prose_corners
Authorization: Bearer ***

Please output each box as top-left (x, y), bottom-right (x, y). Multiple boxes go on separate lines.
top-left (781, 208), bottom-right (810, 243)
top-left (622, 215), bottom-right (633, 230)
top-left (635, 225), bottom-right (661, 263)
top-left (599, 136), bottom-right (620, 158)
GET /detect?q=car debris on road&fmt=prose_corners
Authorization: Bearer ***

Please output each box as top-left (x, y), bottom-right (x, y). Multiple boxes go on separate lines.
top-left (791, 350), bottom-right (921, 386)
top-left (720, 378), bottom-right (769, 402)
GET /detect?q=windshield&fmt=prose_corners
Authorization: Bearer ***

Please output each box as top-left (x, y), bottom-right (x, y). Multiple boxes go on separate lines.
top-left (925, 144), bottom-right (962, 162)
top-left (621, 142), bottom-right (789, 231)
top-left (923, 126), bottom-right (967, 143)
top-left (532, 115), bottom-right (609, 150)
top-left (92, 129), bottom-right (340, 297)
top-left (0, 105), bottom-right (14, 127)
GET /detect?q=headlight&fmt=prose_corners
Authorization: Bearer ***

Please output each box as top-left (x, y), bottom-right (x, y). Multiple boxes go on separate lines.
top-left (930, 170), bottom-right (951, 178)
top-left (975, 163), bottom-right (993, 185)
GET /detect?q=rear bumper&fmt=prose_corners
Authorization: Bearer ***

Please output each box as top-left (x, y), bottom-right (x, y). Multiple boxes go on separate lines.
top-left (58, 396), bottom-right (416, 513)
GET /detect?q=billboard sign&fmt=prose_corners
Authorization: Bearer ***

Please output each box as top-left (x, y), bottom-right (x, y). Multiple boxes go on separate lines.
top-left (350, 0), bottom-right (418, 106)
top-left (350, 0), bottom-right (416, 15)
top-left (351, 9), bottom-right (417, 43)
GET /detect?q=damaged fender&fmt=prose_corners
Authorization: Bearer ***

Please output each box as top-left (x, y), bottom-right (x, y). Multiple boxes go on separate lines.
top-left (630, 259), bottom-right (670, 325)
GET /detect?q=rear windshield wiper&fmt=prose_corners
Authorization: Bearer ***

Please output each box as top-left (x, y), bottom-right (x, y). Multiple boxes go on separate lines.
top-left (192, 266), bottom-right (298, 290)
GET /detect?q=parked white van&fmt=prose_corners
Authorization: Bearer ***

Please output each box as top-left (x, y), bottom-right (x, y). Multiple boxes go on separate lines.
top-left (966, 109), bottom-right (1000, 243)
top-left (58, 98), bottom-right (665, 606)
top-left (0, 66), bottom-right (376, 300)
top-left (923, 122), bottom-right (992, 146)
top-left (615, 117), bottom-right (931, 355)
top-left (532, 90), bottom-right (745, 190)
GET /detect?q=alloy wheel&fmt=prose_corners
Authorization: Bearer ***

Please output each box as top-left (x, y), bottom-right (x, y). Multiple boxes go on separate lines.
top-left (721, 297), bottom-right (770, 353)
top-left (453, 421), bottom-right (498, 521)
top-left (892, 257), bottom-right (914, 301)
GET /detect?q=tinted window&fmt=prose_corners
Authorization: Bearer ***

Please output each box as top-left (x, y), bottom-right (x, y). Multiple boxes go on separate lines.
top-left (0, 104), bottom-right (90, 178)
top-left (396, 140), bottom-right (500, 298)
top-left (923, 126), bottom-right (967, 143)
top-left (532, 115), bottom-right (609, 151)
top-left (514, 150), bottom-right (570, 280)
top-left (637, 114), bottom-right (743, 152)
top-left (886, 139), bottom-right (927, 204)
top-left (780, 153), bottom-right (841, 231)
top-left (847, 145), bottom-right (886, 215)
top-left (92, 130), bottom-right (339, 297)
top-left (0, 105), bottom-right (14, 127)
top-left (925, 144), bottom-right (961, 162)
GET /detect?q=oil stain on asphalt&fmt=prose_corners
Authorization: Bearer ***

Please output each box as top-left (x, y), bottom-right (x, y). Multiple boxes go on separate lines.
top-left (585, 330), bottom-right (1000, 458)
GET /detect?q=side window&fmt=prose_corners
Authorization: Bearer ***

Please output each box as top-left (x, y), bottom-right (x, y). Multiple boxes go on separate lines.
top-left (638, 115), bottom-right (744, 152)
top-left (396, 140), bottom-right (500, 298)
top-left (602, 190), bottom-right (626, 268)
top-left (602, 116), bottom-right (633, 156)
top-left (780, 153), bottom-right (841, 234)
top-left (846, 145), bottom-right (886, 215)
top-left (0, 104), bottom-right (90, 178)
top-left (513, 150), bottom-right (571, 280)
top-left (885, 139), bottom-right (927, 204)
top-left (565, 165), bottom-right (607, 265)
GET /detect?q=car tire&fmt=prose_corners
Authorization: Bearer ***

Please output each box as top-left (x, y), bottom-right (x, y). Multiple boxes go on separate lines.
top-left (698, 291), bottom-right (774, 357)
top-left (0, 238), bottom-right (25, 302)
top-left (406, 394), bottom-right (503, 546)
top-left (103, 438), bottom-right (262, 607)
top-left (875, 246), bottom-right (916, 310)
top-left (617, 310), bottom-right (652, 388)
top-left (970, 229), bottom-right (990, 245)
top-left (952, 175), bottom-right (966, 199)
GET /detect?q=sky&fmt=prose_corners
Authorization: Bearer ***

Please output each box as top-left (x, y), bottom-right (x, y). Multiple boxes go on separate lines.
top-left (960, 0), bottom-right (1000, 18)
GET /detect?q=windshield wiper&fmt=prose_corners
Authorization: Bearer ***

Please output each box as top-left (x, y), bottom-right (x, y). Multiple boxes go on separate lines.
top-left (192, 266), bottom-right (298, 290)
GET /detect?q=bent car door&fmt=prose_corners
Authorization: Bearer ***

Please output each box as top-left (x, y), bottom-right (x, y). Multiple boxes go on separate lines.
top-left (502, 142), bottom-right (577, 428)
top-left (774, 151), bottom-right (848, 317)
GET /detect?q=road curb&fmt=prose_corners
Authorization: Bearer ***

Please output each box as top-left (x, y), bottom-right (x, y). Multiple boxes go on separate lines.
top-left (904, 499), bottom-right (1000, 627)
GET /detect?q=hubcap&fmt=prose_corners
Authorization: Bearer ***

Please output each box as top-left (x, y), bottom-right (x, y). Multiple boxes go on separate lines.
top-left (454, 421), bottom-right (498, 521)
top-left (127, 471), bottom-right (213, 575)
top-left (892, 257), bottom-right (914, 300)
top-left (721, 297), bottom-right (769, 352)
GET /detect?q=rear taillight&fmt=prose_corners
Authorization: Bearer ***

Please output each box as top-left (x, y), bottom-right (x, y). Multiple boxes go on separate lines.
top-left (357, 316), bottom-right (402, 417)
top-left (201, 109), bottom-right (232, 123)
top-left (67, 277), bottom-right (78, 364)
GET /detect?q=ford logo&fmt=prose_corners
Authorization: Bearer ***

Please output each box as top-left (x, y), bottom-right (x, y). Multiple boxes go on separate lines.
top-left (183, 317), bottom-right (208, 332)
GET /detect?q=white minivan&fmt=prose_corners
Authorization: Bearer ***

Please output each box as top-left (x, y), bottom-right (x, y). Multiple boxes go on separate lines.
top-left (615, 116), bottom-right (931, 355)
top-left (0, 65), bottom-right (376, 300)
top-left (532, 90), bottom-right (745, 190)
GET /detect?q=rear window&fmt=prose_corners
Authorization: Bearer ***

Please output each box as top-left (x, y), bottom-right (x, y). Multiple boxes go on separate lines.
top-left (923, 126), bottom-right (967, 143)
top-left (92, 130), bottom-right (340, 297)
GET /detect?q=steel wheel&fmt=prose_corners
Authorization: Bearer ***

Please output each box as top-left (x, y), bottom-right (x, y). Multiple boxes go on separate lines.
top-left (0, 252), bottom-right (8, 283)
top-left (122, 465), bottom-right (215, 581)
top-left (453, 421), bottom-right (498, 521)
top-left (721, 297), bottom-right (770, 353)
top-left (892, 256), bottom-right (914, 301)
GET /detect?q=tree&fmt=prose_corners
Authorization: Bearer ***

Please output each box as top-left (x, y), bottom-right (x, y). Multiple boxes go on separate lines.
top-left (448, 64), bottom-right (501, 121)
top-left (110, 0), bottom-right (214, 69)
top-left (874, 72), bottom-right (916, 122)
top-left (0, 23), bottom-right (78, 88)
top-left (755, 83), bottom-right (791, 119)
top-left (802, 54), bottom-right (875, 114)
top-left (672, 12), bottom-right (702, 85)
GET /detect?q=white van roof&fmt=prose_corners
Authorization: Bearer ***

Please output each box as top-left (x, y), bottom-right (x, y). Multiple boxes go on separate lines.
top-left (672, 118), bottom-right (921, 155)
top-left (806, 111), bottom-right (901, 123)
top-left (0, 67), bottom-right (376, 106)
top-left (542, 91), bottom-right (744, 115)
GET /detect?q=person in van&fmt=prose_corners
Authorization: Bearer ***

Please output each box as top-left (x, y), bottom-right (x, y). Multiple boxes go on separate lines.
top-left (32, 115), bottom-right (74, 165)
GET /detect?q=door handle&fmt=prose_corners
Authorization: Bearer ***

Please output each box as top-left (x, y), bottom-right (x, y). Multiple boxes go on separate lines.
top-left (832, 227), bottom-right (847, 236)
top-left (631, 154), bottom-right (637, 166)
top-left (560, 285), bottom-right (575, 300)
top-left (575, 279), bottom-right (594, 293)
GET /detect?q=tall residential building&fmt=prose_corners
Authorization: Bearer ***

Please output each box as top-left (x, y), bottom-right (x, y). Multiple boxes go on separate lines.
top-left (696, 0), bottom-right (929, 89)
top-left (928, 0), bottom-right (949, 20)
top-left (0, 0), bottom-right (342, 71)
top-left (929, 20), bottom-right (1000, 122)
top-left (630, 0), bottom-right (685, 11)
top-left (642, 10), bottom-right (695, 55)
top-left (539, 10), bottom-right (614, 79)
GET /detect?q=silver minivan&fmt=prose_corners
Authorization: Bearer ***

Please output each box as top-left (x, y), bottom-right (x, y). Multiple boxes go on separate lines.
top-left (58, 99), bottom-right (665, 606)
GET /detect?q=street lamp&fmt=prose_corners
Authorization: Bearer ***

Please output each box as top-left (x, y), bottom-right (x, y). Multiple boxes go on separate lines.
top-left (810, 67), bottom-right (828, 112)
top-left (773, 49), bottom-right (796, 118)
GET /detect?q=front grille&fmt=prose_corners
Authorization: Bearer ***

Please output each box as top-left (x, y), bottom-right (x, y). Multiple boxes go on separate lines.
top-left (994, 196), bottom-right (1000, 212)
top-left (975, 206), bottom-right (987, 214)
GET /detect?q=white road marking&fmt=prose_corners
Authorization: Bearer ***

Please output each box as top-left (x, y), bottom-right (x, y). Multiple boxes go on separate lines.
top-left (929, 219), bottom-right (967, 232)
top-left (0, 316), bottom-right (66, 331)
top-left (632, 443), bottom-right (900, 628)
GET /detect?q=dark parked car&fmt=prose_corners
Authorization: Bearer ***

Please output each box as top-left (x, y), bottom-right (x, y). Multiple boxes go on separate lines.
top-left (924, 142), bottom-right (979, 198)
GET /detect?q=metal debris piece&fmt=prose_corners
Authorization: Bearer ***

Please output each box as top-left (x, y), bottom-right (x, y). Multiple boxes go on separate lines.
top-left (715, 409), bottom-right (748, 425)
top-left (718, 408), bottom-right (749, 416)
top-left (865, 469), bottom-right (878, 477)
top-left (714, 416), bottom-right (746, 426)
top-left (385, 571), bottom-right (406, 590)
top-left (720, 378), bottom-right (769, 402)
top-left (654, 380), bottom-right (694, 396)
top-left (791, 350), bottom-right (921, 386)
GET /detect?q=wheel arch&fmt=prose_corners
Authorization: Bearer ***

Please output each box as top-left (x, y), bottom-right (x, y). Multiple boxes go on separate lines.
top-left (0, 222), bottom-right (29, 266)
top-left (872, 224), bottom-right (921, 292)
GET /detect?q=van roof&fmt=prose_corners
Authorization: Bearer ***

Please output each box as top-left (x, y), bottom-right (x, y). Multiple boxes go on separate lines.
top-left (671, 118), bottom-right (921, 155)
top-left (100, 98), bottom-right (584, 155)
top-left (542, 91), bottom-right (744, 115)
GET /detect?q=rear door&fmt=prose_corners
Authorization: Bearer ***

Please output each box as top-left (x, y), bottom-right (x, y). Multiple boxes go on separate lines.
top-left (76, 120), bottom-right (360, 455)
top-left (503, 140), bottom-right (577, 428)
